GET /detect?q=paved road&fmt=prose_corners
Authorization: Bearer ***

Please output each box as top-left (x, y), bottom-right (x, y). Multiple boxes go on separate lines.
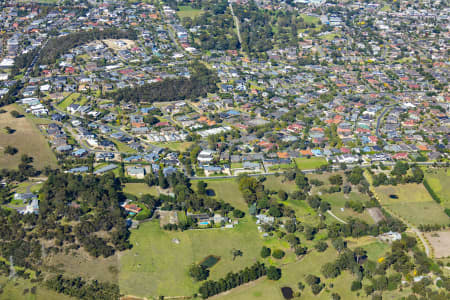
top-left (375, 104), bottom-right (395, 139)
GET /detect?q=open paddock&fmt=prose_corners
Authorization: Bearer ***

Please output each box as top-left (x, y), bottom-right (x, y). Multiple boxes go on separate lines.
top-left (424, 231), bottom-right (450, 258)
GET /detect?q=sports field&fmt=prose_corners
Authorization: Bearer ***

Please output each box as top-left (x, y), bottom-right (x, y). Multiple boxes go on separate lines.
top-left (0, 105), bottom-right (57, 170)
top-left (375, 184), bottom-right (449, 226)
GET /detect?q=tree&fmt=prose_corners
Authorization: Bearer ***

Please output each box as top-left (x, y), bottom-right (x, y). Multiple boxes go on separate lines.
top-left (232, 209), bottom-right (245, 218)
top-left (4, 126), bottom-right (14, 134)
top-left (197, 181), bottom-right (207, 195)
top-left (260, 246), bottom-right (271, 258)
top-left (231, 249), bottom-right (243, 261)
top-left (332, 292), bottom-right (341, 300)
top-left (314, 241), bottom-right (328, 252)
top-left (354, 247), bottom-right (367, 264)
top-left (189, 264), bottom-right (209, 281)
top-left (306, 274), bottom-right (321, 286)
top-left (351, 280), bottom-right (362, 291)
top-left (4, 145), bottom-right (18, 155)
top-left (285, 219), bottom-right (296, 233)
top-left (286, 234), bottom-right (300, 248)
top-left (332, 238), bottom-right (346, 254)
top-left (295, 171), bottom-right (309, 190)
top-left (329, 174), bottom-right (343, 186)
top-left (10, 110), bottom-right (21, 118)
top-left (267, 266), bottom-right (281, 280)
top-left (294, 245), bottom-right (308, 256)
top-left (278, 190), bottom-right (288, 201)
top-left (321, 262), bottom-right (341, 278)
top-left (272, 249), bottom-right (285, 259)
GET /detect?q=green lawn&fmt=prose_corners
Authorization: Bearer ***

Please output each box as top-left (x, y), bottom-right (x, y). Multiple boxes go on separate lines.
top-left (263, 176), bottom-right (297, 193)
top-left (294, 157), bottom-right (328, 170)
top-left (424, 168), bottom-right (450, 208)
top-left (118, 216), bottom-right (264, 298)
top-left (300, 13), bottom-right (320, 24)
top-left (152, 141), bottom-right (193, 152)
top-left (0, 105), bottom-right (57, 170)
top-left (346, 236), bottom-right (390, 261)
top-left (123, 183), bottom-right (158, 197)
top-left (197, 178), bottom-right (248, 211)
top-left (57, 93), bottom-right (80, 111)
top-left (177, 6), bottom-right (204, 19)
top-left (375, 184), bottom-right (449, 226)
top-left (112, 140), bottom-right (137, 154)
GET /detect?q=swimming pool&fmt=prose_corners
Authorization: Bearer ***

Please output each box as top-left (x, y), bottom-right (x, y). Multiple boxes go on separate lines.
top-left (199, 221), bottom-right (209, 225)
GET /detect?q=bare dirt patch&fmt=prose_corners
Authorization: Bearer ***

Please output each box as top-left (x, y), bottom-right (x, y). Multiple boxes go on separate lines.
top-left (425, 231), bottom-right (450, 258)
top-left (103, 39), bottom-right (136, 51)
top-left (159, 210), bottom-right (179, 227)
top-left (367, 207), bottom-right (386, 224)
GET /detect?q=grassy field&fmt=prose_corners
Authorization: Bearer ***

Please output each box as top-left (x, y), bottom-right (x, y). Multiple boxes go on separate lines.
top-left (152, 141), bottom-right (193, 152)
top-left (123, 183), bottom-right (159, 197)
top-left (119, 217), bottom-right (264, 297)
top-left (216, 246), bottom-right (358, 300)
top-left (300, 13), bottom-right (320, 24)
top-left (216, 240), bottom-right (407, 300)
top-left (0, 275), bottom-right (74, 300)
top-left (0, 105), bottom-right (57, 170)
top-left (42, 250), bottom-right (119, 284)
top-left (57, 93), bottom-right (80, 111)
top-left (346, 236), bottom-right (390, 261)
top-left (294, 157), bottom-right (328, 170)
top-left (424, 168), bottom-right (450, 208)
top-left (320, 191), bottom-right (375, 225)
top-left (13, 181), bottom-right (43, 194)
top-left (112, 140), bottom-right (137, 153)
top-left (375, 184), bottom-right (449, 226)
top-left (263, 176), bottom-right (297, 193)
top-left (177, 6), bottom-right (204, 19)
top-left (197, 178), bottom-right (248, 211)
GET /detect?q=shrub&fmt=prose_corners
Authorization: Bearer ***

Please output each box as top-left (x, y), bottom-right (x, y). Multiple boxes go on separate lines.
top-left (260, 246), bottom-right (271, 258)
top-left (315, 241), bottom-right (328, 252)
top-left (351, 280), bottom-right (362, 291)
top-left (272, 249), bottom-right (285, 259)
top-left (267, 266), bottom-right (281, 280)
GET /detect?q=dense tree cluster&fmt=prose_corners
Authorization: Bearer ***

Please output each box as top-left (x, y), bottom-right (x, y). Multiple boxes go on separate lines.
top-left (45, 275), bottom-right (120, 300)
top-left (0, 172), bottom-right (131, 270)
top-left (38, 28), bottom-right (137, 66)
top-left (327, 217), bottom-right (406, 239)
top-left (237, 175), bottom-right (294, 218)
top-left (109, 63), bottom-right (218, 104)
top-left (198, 262), bottom-right (267, 298)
